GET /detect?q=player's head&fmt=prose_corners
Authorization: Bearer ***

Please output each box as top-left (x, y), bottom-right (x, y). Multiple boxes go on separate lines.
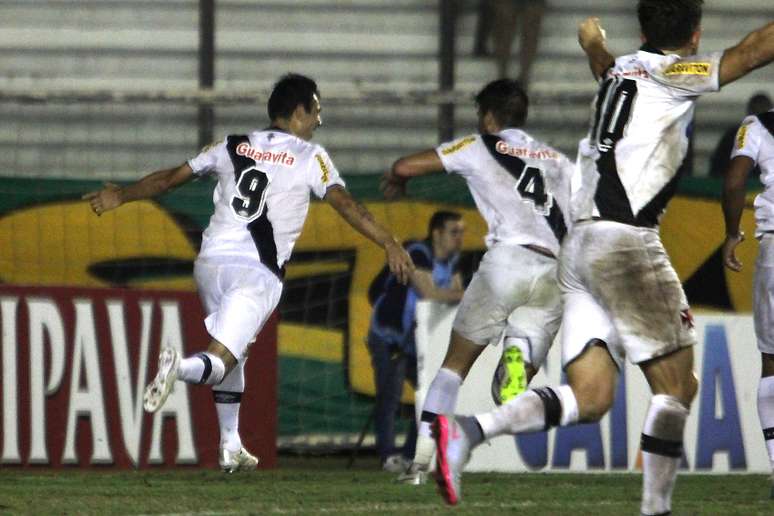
top-left (475, 79), bottom-right (528, 134)
top-left (637, 0), bottom-right (703, 52)
top-left (747, 92), bottom-right (773, 115)
top-left (428, 211), bottom-right (464, 257)
top-left (268, 73), bottom-right (322, 141)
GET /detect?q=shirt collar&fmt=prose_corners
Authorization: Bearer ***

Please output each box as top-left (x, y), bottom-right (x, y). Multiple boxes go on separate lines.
top-left (639, 43), bottom-right (665, 55)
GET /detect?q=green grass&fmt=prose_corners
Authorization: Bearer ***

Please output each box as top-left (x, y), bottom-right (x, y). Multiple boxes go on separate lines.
top-left (0, 456), bottom-right (771, 515)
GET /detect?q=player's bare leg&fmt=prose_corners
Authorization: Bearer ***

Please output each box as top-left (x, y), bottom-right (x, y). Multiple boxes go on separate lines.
top-left (491, 0), bottom-right (518, 79)
top-left (432, 343), bottom-right (616, 504)
top-left (638, 346), bottom-right (698, 516)
top-left (516, 1), bottom-right (544, 88)
top-left (407, 331), bottom-right (485, 482)
top-left (758, 353), bottom-right (774, 497)
top-left (143, 339), bottom-right (235, 413)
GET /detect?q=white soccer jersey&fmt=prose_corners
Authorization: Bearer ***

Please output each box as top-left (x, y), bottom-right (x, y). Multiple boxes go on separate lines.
top-left (436, 128), bottom-right (573, 255)
top-left (575, 47), bottom-right (723, 226)
top-left (731, 110), bottom-right (774, 237)
top-left (188, 129), bottom-right (345, 275)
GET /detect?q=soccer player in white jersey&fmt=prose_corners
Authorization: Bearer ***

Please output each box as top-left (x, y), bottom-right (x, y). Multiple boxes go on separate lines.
top-left (381, 78), bottom-right (574, 487)
top-left (430, 2), bottom-right (774, 512)
top-left (722, 107), bottom-right (774, 496)
top-left (83, 73), bottom-right (413, 473)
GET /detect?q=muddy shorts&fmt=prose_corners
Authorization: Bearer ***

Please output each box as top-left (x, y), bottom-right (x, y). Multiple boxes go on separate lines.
top-left (558, 220), bottom-right (696, 368)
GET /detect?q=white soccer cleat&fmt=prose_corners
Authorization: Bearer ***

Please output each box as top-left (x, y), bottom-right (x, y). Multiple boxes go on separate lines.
top-left (143, 347), bottom-right (180, 413)
top-left (396, 462), bottom-right (428, 485)
top-left (432, 415), bottom-right (471, 506)
top-left (219, 446), bottom-right (259, 473)
top-left (382, 453), bottom-right (411, 474)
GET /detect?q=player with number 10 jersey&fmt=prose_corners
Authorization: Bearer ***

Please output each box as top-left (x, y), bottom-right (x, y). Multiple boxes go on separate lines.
top-left (563, 44), bottom-right (723, 368)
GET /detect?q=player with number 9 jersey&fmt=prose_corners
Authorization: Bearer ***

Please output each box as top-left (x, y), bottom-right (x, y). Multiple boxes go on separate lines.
top-left (189, 130), bottom-right (344, 276)
top-left (83, 73), bottom-right (414, 472)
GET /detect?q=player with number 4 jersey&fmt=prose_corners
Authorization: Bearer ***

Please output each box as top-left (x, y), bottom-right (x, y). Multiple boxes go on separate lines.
top-left (83, 73), bottom-right (413, 473)
top-left (381, 78), bottom-right (573, 486)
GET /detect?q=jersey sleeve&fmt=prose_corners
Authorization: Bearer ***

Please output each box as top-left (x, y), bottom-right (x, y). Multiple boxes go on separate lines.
top-left (309, 147), bottom-right (346, 199)
top-left (407, 243), bottom-right (433, 270)
top-left (653, 51), bottom-right (722, 96)
top-left (730, 116), bottom-right (762, 163)
top-left (188, 138), bottom-right (227, 176)
top-left (436, 134), bottom-right (479, 176)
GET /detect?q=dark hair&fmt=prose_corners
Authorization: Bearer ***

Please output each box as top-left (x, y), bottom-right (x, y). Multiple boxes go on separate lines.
top-left (268, 73), bottom-right (320, 121)
top-left (747, 92), bottom-right (773, 115)
top-left (637, 0), bottom-right (703, 50)
top-left (427, 211), bottom-right (462, 240)
top-left (475, 79), bottom-right (528, 128)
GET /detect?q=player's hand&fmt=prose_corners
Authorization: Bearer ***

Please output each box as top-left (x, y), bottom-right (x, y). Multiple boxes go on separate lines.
top-left (82, 182), bottom-right (123, 216)
top-left (385, 240), bottom-right (414, 285)
top-left (578, 17), bottom-right (607, 50)
top-left (379, 172), bottom-right (407, 200)
top-left (722, 232), bottom-right (745, 272)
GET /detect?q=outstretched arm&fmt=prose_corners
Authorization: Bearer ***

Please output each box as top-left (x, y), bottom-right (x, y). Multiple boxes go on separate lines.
top-left (721, 155), bottom-right (755, 271)
top-left (410, 269), bottom-right (464, 303)
top-left (380, 149), bottom-right (445, 199)
top-left (578, 17), bottom-right (615, 81)
top-left (82, 162), bottom-right (194, 215)
top-left (325, 184), bottom-right (414, 283)
top-left (720, 21), bottom-right (774, 87)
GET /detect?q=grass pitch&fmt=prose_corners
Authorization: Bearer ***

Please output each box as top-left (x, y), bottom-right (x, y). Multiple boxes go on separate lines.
top-left (0, 456), bottom-right (771, 515)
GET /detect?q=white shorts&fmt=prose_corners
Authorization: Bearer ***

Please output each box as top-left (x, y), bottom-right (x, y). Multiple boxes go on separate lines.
top-left (193, 258), bottom-right (283, 362)
top-left (755, 233), bottom-right (774, 354)
top-left (452, 244), bottom-right (562, 368)
top-left (558, 221), bottom-right (696, 369)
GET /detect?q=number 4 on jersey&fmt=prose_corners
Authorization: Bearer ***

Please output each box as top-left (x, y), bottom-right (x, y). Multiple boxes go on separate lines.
top-left (517, 166), bottom-right (553, 216)
top-left (231, 167), bottom-right (269, 222)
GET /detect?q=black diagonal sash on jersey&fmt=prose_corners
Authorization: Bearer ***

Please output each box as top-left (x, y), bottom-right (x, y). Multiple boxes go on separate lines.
top-left (481, 134), bottom-right (567, 243)
top-left (757, 112), bottom-right (774, 137)
top-left (591, 78), bottom-right (638, 225)
top-left (225, 134), bottom-right (282, 278)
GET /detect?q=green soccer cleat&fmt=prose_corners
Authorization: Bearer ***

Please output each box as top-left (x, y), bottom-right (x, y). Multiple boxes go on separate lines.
top-left (491, 346), bottom-right (527, 406)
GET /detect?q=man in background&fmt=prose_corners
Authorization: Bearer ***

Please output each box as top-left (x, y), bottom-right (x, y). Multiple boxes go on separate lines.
top-left (367, 210), bottom-right (465, 476)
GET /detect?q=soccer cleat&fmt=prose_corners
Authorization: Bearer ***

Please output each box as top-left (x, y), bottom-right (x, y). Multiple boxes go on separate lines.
top-left (396, 462), bottom-right (428, 485)
top-left (491, 346), bottom-right (527, 406)
top-left (432, 415), bottom-right (472, 505)
top-left (382, 453), bottom-right (411, 474)
top-left (143, 347), bottom-right (180, 413)
top-left (219, 446), bottom-right (259, 473)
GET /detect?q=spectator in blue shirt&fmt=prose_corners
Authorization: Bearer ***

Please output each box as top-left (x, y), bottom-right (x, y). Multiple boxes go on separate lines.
top-left (367, 211), bottom-right (465, 473)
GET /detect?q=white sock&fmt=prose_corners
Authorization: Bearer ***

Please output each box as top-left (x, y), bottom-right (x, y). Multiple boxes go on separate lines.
top-left (214, 392), bottom-right (242, 452)
top-left (178, 352), bottom-right (225, 385)
top-left (640, 394), bottom-right (689, 516)
top-left (214, 362), bottom-right (246, 452)
top-left (415, 368), bottom-right (462, 466)
top-left (476, 384), bottom-right (578, 438)
top-left (757, 376), bottom-right (774, 472)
